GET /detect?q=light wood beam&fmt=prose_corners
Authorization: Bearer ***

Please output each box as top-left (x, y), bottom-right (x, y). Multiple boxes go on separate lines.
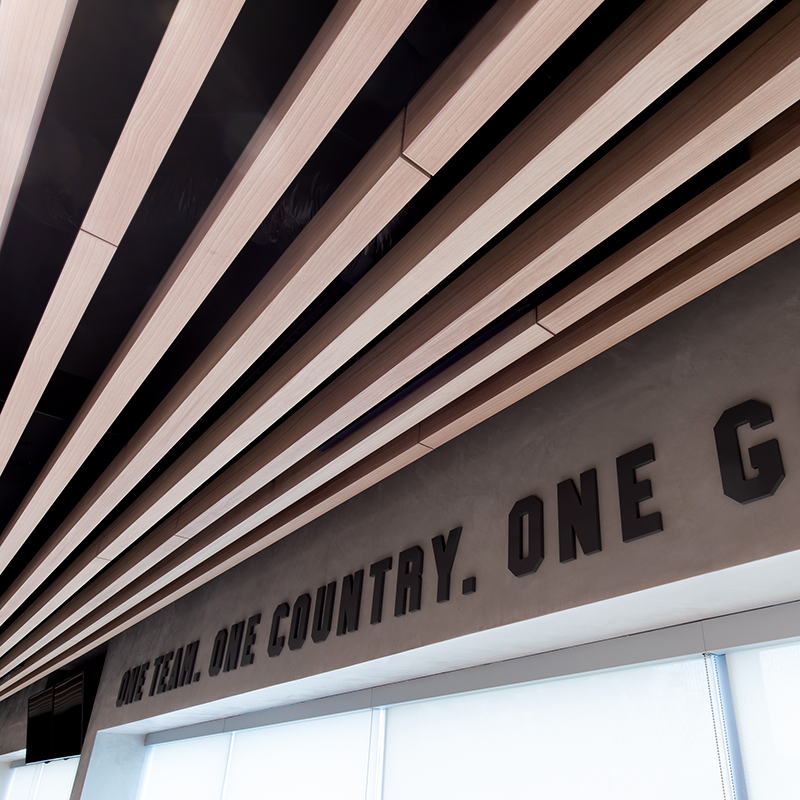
top-left (0, 112), bottom-right (430, 661)
top-left (162, 183), bottom-right (800, 622)
top-left (402, 0), bottom-right (604, 174)
top-left (5, 175), bottom-right (800, 703)
top-left (0, 0), bottom-right (427, 576)
top-left (0, 0), bottom-right (603, 632)
top-left (0, 0), bottom-right (777, 636)
top-left (538, 102), bottom-right (800, 332)
top-left (0, 0), bottom-right (247, 496)
top-left (86, 0), bottom-right (800, 565)
top-left (421, 185), bottom-right (800, 448)
top-left (0, 314), bottom-right (549, 674)
top-left (0, 0), bottom-right (77, 248)
top-left (0, 429), bottom-right (434, 698)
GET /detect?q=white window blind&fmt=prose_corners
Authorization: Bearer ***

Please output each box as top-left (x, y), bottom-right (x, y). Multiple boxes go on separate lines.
top-left (223, 710), bottom-right (374, 800)
top-left (382, 657), bottom-right (726, 800)
top-left (4, 764), bottom-right (39, 800)
top-left (34, 759), bottom-right (79, 800)
top-left (726, 640), bottom-right (800, 798)
top-left (136, 734), bottom-right (231, 800)
top-left (4, 759), bottom-right (78, 800)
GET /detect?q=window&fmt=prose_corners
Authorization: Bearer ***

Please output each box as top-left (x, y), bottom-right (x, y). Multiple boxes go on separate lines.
top-left (383, 658), bottom-right (726, 800)
top-left (4, 758), bottom-right (78, 800)
top-left (727, 639), bottom-right (800, 798)
top-left (136, 734), bottom-right (231, 800)
top-left (137, 655), bottom-right (740, 800)
top-left (136, 710), bottom-right (376, 800)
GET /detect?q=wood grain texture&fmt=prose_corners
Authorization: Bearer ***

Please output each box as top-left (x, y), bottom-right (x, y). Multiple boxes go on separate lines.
top-left (9, 0), bottom-right (764, 602)
top-left (0, 0), bottom-right (426, 605)
top-left (1, 0), bottom-right (784, 692)
top-left (538, 103), bottom-right (800, 332)
top-left (80, 0), bottom-right (246, 246)
top-left (0, 0), bottom-right (604, 640)
top-left (0, 430), bottom-right (433, 700)
top-left (0, 0), bottom-right (245, 501)
top-left (139, 0), bottom-right (800, 553)
top-left (403, 0), bottom-right (603, 174)
top-left (421, 184), bottom-right (800, 449)
top-left (0, 115), bottom-right (428, 658)
top-left (0, 0), bottom-right (773, 644)
top-left (11, 68), bottom-right (800, 665)
top-left (5, 174), bottom-right (800, 696)
top-left (0, 0), bottom-right (603, 640)
top-left (0, 314), bottom-right (549, 674)
top-left (0, 231), bottom-right (115, 505)
top-left (0, 0), bottom-right (77, 247)
top-left (0, 113), bottom-right (426, 610)
top-left (8, 0), bottom-right (800, 671)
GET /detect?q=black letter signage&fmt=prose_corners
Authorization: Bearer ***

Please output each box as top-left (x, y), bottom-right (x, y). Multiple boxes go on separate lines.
top-left (369, 558), bottom-right (393, 624)
top-left (432, 528), bottom-right (462, 602)
top-left (616, 444), bottom-right (663, 542)
top-left (337, 572), bottom-right (364, 636)
top-left (508, 496), bottom-right (544, 577)
top-left (714, 399), bottom-right (785, 504)
top-left (395, 546), bottom-right (424, 616)
top-left (268, 604), bottom-right (290, 658)
top-left (312, 582), bottom-right (337, 643)
top-left (558, 469), bottom-right (601, 562)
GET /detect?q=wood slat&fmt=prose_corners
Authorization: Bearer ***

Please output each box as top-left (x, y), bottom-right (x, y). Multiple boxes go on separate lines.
top-left (0, 0), bottom-right (247, 507)
top-left (0, 314), bottom-right (549, 675)
top-left (402, 0), bottom-right (603, 174)
top-left (0, 0), bottom-right (427, 578)
top-left (10, 9), bottom-right (800, 672)
top-left (0, 0), bottom-right (773, 638)
top-left (421, 185), bottom-right (800, 448)
top-left (6, 174), bottom-right (800, 703)
top-left (538, 101), bottom-right (800, 332)
top-left (0, 112), bottom-right (429, 658)
top-left (0, 430), bottom-right (434, 698)
top-left (91, 0), bottom-right (800, 561)
top-left (0, 231), bottom-right (116, 477)
top-left (0, 0), bottom-right (77, 248)
top-left (0, 0), bottom-right (602, 631)
top-left (80, 0), bottom-right (247, 247)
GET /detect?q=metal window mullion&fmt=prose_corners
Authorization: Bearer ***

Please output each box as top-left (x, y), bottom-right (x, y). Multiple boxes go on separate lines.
top-left (218, 733), bottom-right (236, 800)
top-left (364, 707), bottom-right (386, 800)
top-left (705, 653), bottom-right (749, 800)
